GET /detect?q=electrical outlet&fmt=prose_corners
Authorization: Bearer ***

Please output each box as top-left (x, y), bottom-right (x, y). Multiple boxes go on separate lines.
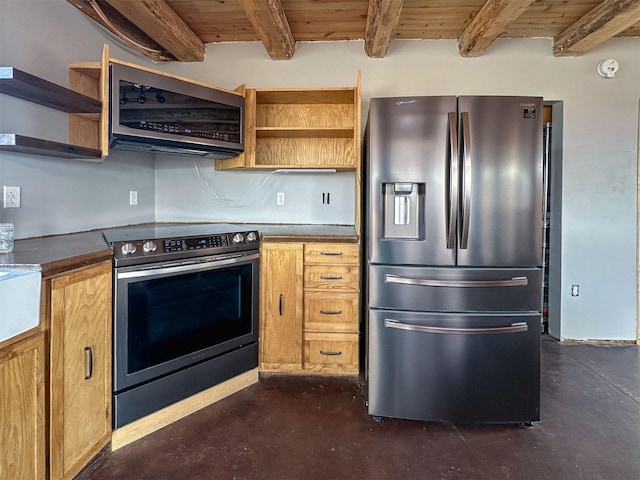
top-left (130, 190), bottom-right (138, 206)
top-left (322, 192), bottom-right (331, 205)
top-left (3, 186), bottom-right (21, 208)
top-left (276, 192), bottom-right (285, 206)
top-left (571, 284), bottom-right (579, 297)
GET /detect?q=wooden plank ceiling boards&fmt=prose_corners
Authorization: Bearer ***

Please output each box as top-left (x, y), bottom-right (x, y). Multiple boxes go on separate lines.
top-left (65, 0), bottom-right (640, 61)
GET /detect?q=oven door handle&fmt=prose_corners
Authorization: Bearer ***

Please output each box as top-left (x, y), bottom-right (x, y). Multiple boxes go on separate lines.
top-left (117, 252), bottom-right (259, 279)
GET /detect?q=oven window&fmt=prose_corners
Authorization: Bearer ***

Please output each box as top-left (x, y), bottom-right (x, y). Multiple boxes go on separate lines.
top-left (126, 263), bottom-right (253, 374)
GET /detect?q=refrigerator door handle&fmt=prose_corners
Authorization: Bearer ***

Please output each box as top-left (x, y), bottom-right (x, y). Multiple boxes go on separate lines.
top-left (447, 112), bottom-right (459, 249)
top-left (460, 111), bottom-right (472, 249)
top-left (384, 274), bottom-right (528, 288)
top-left (384, 319), bottom-right (529, 335)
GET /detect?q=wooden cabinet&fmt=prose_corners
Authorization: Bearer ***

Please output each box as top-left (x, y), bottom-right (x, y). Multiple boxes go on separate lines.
top-left (259, 242), bottom-right (304, 372)
top-left (0, 45), bottom-right (108, 160)
top-left (47, 261), bottom-right (112, 480)
top-left (67, 44), bottom-right (110, 160)
top-left (0, 331), bottom-right (46, 480)
top-left (303, 243), bottom-right (359, 375)
top-left (216, 74), bottom-right (361, 170)
top-left (259, 241), bottom-right (360, 375)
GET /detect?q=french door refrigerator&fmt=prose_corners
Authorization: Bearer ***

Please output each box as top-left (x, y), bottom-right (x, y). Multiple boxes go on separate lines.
top-left (365, 96), bottom-right (543, 423)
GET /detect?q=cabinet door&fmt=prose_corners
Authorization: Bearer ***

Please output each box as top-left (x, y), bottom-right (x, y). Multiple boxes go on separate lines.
top-left (260, 243), bottom-right (303, 372)
top-left (0, 333), bottom-right (45, 480)
top-left (49, 262), bottom-right (112, 480)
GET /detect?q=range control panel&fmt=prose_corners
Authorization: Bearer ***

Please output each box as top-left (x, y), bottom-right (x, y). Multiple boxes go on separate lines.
top-left (111, 230), bottom-right (259, 267)
top-left (164, 235), bottom-right (229, 252)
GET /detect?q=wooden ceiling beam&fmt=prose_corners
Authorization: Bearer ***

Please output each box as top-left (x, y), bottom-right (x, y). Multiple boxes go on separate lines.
top-left (103, 0), bottom-right (205, 62)
top-left (66, 0), bottom-right (175, 61)
top-left (458, 0), bottom-right (536, 57)
top-left (237, 0), bottom-right (296, 60)
top-left (364, 0), bottom-right (405, 58)
top-left (553, 0), bottom-right (640, 56)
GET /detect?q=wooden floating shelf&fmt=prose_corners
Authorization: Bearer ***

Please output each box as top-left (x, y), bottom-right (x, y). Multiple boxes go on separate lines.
top-left (256, 127), bottom-right (354, 138)
top-left (0, 134), bottom-right (102, 160)
top-left (0, 67), bottom-right (102, 114)
top-left (255, 89), bottom-right (356, 105)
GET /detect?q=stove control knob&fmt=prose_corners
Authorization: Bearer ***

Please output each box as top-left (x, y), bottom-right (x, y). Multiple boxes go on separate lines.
top-left (143, 241), bottom-right (157, 254)
top-left (121, 242), bottom-right (137, 256)
top-left (246, 232), bottom-right (258, 243)
top-left (232, 233), bottom-right (245, 244)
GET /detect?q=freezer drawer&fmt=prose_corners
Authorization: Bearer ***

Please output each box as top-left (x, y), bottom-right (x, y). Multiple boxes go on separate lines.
top-left (369, 265), bottom-right (541, 312)
top-left (367, 309), bottom-right (540, 423)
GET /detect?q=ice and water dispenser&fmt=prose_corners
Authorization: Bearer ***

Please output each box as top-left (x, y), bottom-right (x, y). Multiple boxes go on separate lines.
top-left (382, 183), bottom-right (424, 239)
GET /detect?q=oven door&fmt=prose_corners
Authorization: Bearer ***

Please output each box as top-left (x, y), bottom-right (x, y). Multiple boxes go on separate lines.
top-left (113, 252), bottom-right (259, 393)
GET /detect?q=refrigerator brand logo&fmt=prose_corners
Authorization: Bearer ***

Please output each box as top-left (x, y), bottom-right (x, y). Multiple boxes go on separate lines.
top-left (522, 107), bottom-right (537, 119)
top-left (395, 100), bottom-right (417, 105)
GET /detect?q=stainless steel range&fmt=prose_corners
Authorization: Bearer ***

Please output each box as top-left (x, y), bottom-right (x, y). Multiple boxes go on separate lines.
top-left (103, 224), bottom-right (260, 429)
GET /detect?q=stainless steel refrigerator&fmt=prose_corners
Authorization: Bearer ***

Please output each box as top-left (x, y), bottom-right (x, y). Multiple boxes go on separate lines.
top-left (365, 96), bottom-right (543, 424)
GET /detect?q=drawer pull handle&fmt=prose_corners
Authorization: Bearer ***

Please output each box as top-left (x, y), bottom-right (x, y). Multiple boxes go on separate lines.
top-left (320, 251), bottom-right (343, 256)
top-left (320, 350), bottom-right (342, 356)
top-left (279, 294), bottom-right (283, 316)
top-left (320, 310), bottom-right (343, 315)
top-left (84, 346), bottom-right (93, 380)
top-left (320, 275), bottom-right (343, 280)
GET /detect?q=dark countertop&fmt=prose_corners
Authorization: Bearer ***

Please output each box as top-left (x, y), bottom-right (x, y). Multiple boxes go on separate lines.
top-left (0, 224), bottom-right (358, 277)
top-left (246, 224), bottom-right (358, 243)
top-left (0, 230), bottom-right (113, 278)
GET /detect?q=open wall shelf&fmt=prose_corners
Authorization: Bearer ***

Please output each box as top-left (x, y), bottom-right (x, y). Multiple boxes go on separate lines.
top-left (0, 67), bottom-right (101, 114)
top-left (0, 45), bottom-right (109, 161)
top-left (0, 134), bottom-right (101, 159)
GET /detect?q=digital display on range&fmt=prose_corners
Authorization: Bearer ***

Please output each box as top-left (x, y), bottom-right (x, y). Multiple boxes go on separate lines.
top-left (185, 238), bottom-right (209, 248)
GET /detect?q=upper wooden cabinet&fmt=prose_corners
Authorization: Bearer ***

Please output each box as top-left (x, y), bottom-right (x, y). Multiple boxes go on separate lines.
top-left (67, 44), bottom-right (110, 161)
top-left (216, 73), bottom-right (361, 170)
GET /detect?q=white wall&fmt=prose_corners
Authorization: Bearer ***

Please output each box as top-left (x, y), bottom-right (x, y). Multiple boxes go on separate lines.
top-left (0, 0), bottom-right (156, 238)
top-left (154, 158), bottom-right (355, 225)
top-left (1, 0), bottom-right (638, 340)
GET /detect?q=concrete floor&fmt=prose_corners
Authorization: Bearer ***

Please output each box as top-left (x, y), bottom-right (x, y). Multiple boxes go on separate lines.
top-left (78, 337), bottom-right (640, 480)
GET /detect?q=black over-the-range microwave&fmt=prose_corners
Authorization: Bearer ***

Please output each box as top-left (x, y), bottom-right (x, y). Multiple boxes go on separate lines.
top-left (109, 63), bottom-right (244, 159)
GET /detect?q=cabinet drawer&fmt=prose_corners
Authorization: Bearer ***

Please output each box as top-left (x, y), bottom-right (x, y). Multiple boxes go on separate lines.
top-left (303, 332), bottom-right (359, 374)
top-left (304, 243), bottom-right (359, 265)
top-left (304, 265), bottom-right (359, 291)
top-left (304, 292), bottom-right (359, 332)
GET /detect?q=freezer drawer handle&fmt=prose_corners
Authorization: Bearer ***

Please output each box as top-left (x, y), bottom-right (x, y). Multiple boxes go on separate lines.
top-left (320, 350), bottom-right (343, 356)
top-left (320, 310), bottom-right (343, 315)
top-left (384, 274), bottom-right (528, 288)
top-left (384, 319), bottom-right (529, 335)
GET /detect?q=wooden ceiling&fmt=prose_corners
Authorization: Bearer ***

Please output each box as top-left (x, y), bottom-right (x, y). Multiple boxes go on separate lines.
top-left (66, 0), bottom-right (640, 61)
